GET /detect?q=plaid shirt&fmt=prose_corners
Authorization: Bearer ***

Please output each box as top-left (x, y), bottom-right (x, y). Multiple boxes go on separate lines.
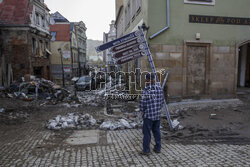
top-left (140, 84), bottom-right (164, 121)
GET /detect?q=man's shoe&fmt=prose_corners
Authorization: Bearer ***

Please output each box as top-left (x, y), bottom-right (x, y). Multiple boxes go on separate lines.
top-left (139, 151), bottom-right (150, 156)
top-left (153, 148), bottom-right (161, 153)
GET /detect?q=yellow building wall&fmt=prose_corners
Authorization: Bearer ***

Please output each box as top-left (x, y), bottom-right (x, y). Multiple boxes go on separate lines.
top-left (50, 41), bottom-right (71, 65)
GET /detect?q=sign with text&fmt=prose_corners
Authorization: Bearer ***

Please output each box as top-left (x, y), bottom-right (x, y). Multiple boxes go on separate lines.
top-left (62, 51), bottom-right (71, 62)
top-left (115, 50), bottom-right (147, 65)
top-left (96, 30), bottom-right (143, 52)
top-left (96, 29), bottom-right (149, 65)
top-left (63, 66), bottom-right (71, 73)
top-left (113, 43), bottom-right (145, 59)
top-left (110, 37), bottom-right (143, 53)
top-left (189, 15), bottom-right (250, 26)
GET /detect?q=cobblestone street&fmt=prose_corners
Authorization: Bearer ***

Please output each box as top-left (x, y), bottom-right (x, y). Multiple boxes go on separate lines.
top-left (1, 115), bottom-right (250, 167)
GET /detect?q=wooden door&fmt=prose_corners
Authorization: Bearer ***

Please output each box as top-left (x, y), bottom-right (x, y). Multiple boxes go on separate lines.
top-left (187, 46), bottom-right (207, 95)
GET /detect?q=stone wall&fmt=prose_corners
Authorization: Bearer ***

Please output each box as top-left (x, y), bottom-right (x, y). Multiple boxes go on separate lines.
top-left (139, 43), bottom-right (237, 98)
top-left (144, 44), bottom-right (184, 96)
top-left (210, 46), bottom-right (236, 96)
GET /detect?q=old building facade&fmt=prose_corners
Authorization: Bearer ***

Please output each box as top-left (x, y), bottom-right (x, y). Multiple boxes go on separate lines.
top-left (70, 22), bottom-right (79, 77)
top-left (103, 20), bottom-right (116, 72)
top-left (0, 0), bottom-right (51, 87)
top-left (73, 21), bottom-right (87, 76)
top-left (50, 12), bottom-right (80, 84)
top-left (115, 0), bottom-right (250, 98)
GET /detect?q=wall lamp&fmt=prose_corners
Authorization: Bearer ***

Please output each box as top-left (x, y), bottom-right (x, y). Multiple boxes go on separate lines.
top-left (139, 23), bottom-right (149, 32)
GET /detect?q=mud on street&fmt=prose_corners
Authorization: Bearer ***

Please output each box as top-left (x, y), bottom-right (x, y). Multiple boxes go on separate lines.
top-left (0, 88), bottom-right (250, 166)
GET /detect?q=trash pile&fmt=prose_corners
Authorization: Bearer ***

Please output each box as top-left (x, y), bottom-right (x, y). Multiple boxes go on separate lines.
top-left (47, 113), bottom-right (97, 130)
top-left (172, 119), bottom-right (184, 130)
top-left (77, 91), bottom-right (105, 107)
top-left (5, 77), bottom-right (74, 103)
top-left (46, 111), bottom-right (143, 131)
top-left (100, 118), bottom-right (142, 130)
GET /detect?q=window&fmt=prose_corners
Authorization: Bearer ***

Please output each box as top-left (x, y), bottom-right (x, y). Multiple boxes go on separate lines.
top-left (20, 64), bottom-right (25, 69)
top-left (74, 54), bottom-right (78, 63)
top-left (51, 32), bottom-right (56, 41)
top-left (184, 0), bottom-right (215, 5)
top-left (32, 38), bottom-right (36, 55)
top-left (45, 42), bottom-right (49, 49)
top-left (36, 13), bottom-right (40, 25)
top-left (41, 16), bottom-right (45, 27)
top-left (39, 40), bottom-right (43, 57)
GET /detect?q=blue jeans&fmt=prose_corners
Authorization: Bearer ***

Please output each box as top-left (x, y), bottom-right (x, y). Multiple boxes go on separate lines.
top-left (142, 118), bottom-right (161, 153)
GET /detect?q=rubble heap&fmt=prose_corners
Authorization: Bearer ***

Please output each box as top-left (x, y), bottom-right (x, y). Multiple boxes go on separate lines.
top-left (46, 111), bottom-right (143, 131)
top-left (100, 118), bottom-right (142, 130)
top-left (77, 91), bottom-right (105, 107)
top-left (47, 113), bottom-right (97, 130)
top-left (5, 78), bottom-right (73, 102)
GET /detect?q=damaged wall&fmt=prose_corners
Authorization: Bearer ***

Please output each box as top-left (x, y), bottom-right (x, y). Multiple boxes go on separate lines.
top-left (0, 0), bottom-right (51, 86)
top-left (0, 27), bottom-right (51, 83)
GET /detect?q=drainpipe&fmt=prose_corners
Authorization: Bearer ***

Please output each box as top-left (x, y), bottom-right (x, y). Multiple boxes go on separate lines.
top-left (149, 0), bottom-right (170, 39)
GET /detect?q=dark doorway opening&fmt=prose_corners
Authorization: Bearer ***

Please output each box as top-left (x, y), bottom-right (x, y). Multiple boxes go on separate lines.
top-left (237, 43), bottom-right (250, 87)
top-left (33, 66), bottom-right (43, 78)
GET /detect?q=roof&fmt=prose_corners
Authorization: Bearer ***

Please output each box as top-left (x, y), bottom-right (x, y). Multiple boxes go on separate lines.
top-left (0, 0), bottom-right (32, 25)
top-left (51, 12), bottom-right (69, 23)
top-left (50, 24), bottom-right (71, 41)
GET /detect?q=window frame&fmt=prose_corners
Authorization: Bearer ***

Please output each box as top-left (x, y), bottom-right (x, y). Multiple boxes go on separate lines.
top-left (36, 13), bottom-right (40, 25)
top-left (41, 15), bottom-right (45, 28)
top-left (184, 0), bottom-right (215, 5)
top-left (51, 31), bottom-right (57, 41)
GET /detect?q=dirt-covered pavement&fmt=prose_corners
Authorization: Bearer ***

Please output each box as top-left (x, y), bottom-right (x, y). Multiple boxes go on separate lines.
top-left (163, 88), bottom-right (250, 144)
top-left (0, 88), bottom-right (250, 166)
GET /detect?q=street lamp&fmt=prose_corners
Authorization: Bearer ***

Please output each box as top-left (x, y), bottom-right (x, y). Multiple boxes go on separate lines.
top-left (58, 48), bottom-right (65, 87)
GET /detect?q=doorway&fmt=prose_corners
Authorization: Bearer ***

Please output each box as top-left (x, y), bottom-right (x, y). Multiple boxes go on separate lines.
top-left (33, 66), bottom-right (43, 78)
top-left (185, 43), bottom-right (210, 96)
top-left (237, 43), bottom-right (250, 87)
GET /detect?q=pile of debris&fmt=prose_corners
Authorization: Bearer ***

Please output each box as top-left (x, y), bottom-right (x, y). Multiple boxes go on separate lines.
top-left (77, 91), bottom-right (105, 107)
top-left (4, 77), bottom-right (74, 103)
top-left (100, 118), bottom-right (142, 130)
top-left (46, 111), bottom-right (143, 131)
top-left (47, 113), bottom-right (97, 130)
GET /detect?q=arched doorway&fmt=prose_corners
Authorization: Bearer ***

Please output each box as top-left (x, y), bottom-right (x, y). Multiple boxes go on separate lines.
top-left (237, 42), bottom-right (250, 87)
